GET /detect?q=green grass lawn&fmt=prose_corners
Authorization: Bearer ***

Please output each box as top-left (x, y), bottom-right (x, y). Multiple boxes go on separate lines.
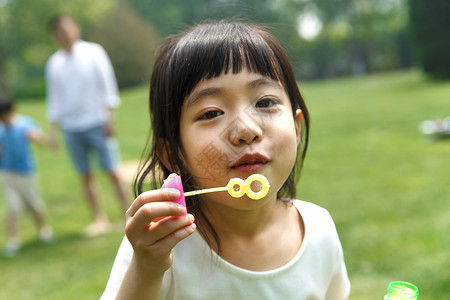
top-left (1, 69), bottom-right (449, 299)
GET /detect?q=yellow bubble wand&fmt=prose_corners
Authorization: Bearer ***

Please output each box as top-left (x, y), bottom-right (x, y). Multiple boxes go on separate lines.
top-left (184, 174), bottom-right (270, 200)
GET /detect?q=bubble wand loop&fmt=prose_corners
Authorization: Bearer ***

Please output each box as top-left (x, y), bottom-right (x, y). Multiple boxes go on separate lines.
top-left (184, 174), bottom-right (270, 200)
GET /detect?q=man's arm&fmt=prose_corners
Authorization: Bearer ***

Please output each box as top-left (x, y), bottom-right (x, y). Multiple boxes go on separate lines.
top-left (95, 45), bottom-right (120, 110)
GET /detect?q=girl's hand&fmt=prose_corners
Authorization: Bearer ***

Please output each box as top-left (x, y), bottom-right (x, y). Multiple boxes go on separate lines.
top-left (124, 186), bottom-right (196, 279)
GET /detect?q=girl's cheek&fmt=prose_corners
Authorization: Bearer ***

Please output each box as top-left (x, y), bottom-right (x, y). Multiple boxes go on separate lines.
top-left (187, 141), bottom-right (230, 185)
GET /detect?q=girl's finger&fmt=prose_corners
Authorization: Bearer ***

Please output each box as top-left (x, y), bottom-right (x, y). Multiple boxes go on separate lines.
top-left (151, 221), bottom-right (197, 253)
top-left (147, 213), bottom-right (195, 242)
top-left (130, 214), bottom-right (195, 248)
top-left (126, 188), bottom-right (180, 218)
top-left (128, 201), bottom-right (186, 232)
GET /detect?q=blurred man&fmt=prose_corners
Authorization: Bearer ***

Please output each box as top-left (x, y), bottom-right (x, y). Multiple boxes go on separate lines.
top-left (45, 15), bottom-right (129, 237)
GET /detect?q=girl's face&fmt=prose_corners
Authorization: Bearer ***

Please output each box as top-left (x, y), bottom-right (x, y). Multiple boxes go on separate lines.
top-left (179, 69), bottom-right (302, 208)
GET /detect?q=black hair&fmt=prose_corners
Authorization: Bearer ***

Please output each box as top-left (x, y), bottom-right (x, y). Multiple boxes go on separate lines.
top-left (0, 93), bottom-right (13, 118)
top-left (47, 14), bottom-right (75, 32)
top-left (134, 21), bottom-right (310, 252)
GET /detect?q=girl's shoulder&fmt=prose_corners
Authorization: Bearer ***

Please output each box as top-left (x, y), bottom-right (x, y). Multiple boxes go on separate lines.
top-left (289, 199), bottom-right (338, 233)
top-left (285, 199), bottom-right (331, 217)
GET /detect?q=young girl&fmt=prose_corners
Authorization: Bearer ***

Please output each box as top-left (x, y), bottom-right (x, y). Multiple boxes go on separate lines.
top-left (101, 22), bottom-right (350, 299)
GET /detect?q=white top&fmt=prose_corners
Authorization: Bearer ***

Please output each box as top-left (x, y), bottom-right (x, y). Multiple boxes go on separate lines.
top-left (101, 200), bottom-right (350, 300)
top-left (45, 40), bottom-right (120, 131)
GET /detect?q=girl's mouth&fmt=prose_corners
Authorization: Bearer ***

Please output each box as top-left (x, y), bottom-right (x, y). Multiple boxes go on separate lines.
top-left (230, 153), bottom-right (269, 172)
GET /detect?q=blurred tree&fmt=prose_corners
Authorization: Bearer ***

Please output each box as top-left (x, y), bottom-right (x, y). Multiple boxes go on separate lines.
top-left (130, 0), bottom-right (277, 36)
top-left (290, 0), bottom-right (412, 78)
top-left (0, 0), bottom-right (417, 98)
top-left (87, 1), bottom-right (159, 88)
top-left (130, 0), bottom-right (413, 80)
top-left (408, 0), bottom-right (450, 78)
top-left (0, 0), bottom-right (114, 97)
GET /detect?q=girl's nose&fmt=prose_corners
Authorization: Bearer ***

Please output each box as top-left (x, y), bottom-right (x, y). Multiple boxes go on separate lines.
top-left (228, 117), bottom-right (262, 146)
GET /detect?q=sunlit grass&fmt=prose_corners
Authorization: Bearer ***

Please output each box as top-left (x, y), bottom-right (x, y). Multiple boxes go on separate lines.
top-left (299, 70), bottom-right (450, 299)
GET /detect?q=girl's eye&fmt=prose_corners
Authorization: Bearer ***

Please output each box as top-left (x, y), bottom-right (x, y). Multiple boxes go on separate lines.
top-left (197, 110), bottom-right (223, 120)
top-left (255, 97), bottom-right (279, 108)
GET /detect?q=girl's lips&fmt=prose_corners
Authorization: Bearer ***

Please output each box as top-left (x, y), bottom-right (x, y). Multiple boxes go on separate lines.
top-left (230, 153), bottom-right (269, 172)
top-left (232, 162), bottom-right (266, 173)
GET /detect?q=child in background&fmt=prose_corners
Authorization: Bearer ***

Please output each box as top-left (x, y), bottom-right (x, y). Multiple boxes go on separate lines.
top-left (101, 22), bottom-right (350, 299)
top-left (0, 94), bottom-right (53, 256)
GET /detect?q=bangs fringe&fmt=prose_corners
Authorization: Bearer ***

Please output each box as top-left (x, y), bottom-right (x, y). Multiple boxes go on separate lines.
top-left (169, 22), bottom-right (283, 100)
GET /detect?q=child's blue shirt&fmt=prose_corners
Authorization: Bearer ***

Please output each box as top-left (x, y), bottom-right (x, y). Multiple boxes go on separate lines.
top-left (0, 115), bottom-right (40, 174)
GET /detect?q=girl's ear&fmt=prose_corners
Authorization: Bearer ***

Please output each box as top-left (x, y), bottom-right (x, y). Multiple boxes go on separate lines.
top-left (294, 109), bottom-right (303, 145)
top-left (156, 139), bottom-right (175, 173)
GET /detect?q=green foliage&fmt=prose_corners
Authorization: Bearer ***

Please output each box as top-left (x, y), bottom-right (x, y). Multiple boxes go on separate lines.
top-left (293, 0), bottom-right (412, 78)
top-left (0, 70), bottom-right (449, 298)
top-left (0, 0), bottom-right (422, 97)
top-left (130, 0), bottom-right (413, 80)
top-left (408, 0), bottom-right (450, 78)
top-left (130, 0), bottom-right (276, 36)
top-left (87, 2), bottom-right (160, 89)
top-left (0, 0), bottom-right (115, 97)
